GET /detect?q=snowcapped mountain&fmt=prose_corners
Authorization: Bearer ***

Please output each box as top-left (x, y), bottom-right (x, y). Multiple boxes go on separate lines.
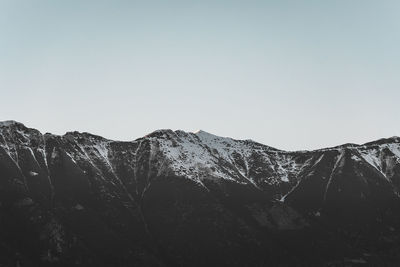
top-left (1, 120), bottom-right (400, 266)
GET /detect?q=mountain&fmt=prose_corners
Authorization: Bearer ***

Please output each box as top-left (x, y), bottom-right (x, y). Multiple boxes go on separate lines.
top-left (1, 120), bottom-right (400, 266)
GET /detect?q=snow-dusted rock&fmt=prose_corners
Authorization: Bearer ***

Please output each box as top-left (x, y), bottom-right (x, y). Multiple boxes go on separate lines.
top-left (1, 121), bottom-right (400, 266)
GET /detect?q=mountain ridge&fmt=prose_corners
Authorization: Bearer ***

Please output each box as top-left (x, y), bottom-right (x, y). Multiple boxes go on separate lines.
top-left (1, 120), bottom-right (400, 266)
top-left (1, 120), bottom-right (398, 152)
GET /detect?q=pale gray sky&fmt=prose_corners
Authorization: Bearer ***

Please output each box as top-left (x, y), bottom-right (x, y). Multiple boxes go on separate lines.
top-left (1, 0), bottom-right (399, 150)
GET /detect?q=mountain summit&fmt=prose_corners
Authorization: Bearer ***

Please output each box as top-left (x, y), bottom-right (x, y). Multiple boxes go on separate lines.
top-left (1, 121), bottom-right (400, 266)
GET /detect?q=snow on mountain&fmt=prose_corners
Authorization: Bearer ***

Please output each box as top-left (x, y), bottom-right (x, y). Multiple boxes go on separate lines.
top-left (1, 121), bottom-right (400, 266)
top-left (145, 128), bottom-right (302, 188)
top-left (1, 121), bottom-right (400, 194)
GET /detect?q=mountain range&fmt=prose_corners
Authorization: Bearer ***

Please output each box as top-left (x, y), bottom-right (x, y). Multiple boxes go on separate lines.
top-left (1, 120), bottom-right (400, 266)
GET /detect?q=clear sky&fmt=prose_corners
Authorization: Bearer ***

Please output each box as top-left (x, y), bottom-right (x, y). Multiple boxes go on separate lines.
top-left (1, 0), bottom-right (399, 150)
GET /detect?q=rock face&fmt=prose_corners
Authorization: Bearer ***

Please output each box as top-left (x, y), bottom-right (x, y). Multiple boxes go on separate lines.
top-left (0, 120), bottom-right (400, 266)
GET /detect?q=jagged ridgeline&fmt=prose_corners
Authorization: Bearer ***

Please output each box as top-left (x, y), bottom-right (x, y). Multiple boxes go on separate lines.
top-left (1, 120), bottom-right (400, 266)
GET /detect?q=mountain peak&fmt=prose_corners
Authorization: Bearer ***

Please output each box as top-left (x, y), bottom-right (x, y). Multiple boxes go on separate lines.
top-left (193, 129), bottom-right (234, 141)
top-left (193, 129), bottom-right (208, 134)
top-left (0, 120), bottom-right (25, 128)
top-left (144, 129), bottom-right (175, 139)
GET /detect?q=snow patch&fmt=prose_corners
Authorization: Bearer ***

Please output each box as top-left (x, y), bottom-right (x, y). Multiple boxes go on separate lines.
top-left (74, 204), bottom-right (84, 210)
top-left (359, 149), bottom-right (387, 179)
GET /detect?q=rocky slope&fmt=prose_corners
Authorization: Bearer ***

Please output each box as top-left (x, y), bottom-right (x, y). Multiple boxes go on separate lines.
top-left (1, 120), bottom-right (400, 266)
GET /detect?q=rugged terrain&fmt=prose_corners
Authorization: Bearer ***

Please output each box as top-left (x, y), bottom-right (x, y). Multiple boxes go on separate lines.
top-left (1, 120), bottom-right (400, 266)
